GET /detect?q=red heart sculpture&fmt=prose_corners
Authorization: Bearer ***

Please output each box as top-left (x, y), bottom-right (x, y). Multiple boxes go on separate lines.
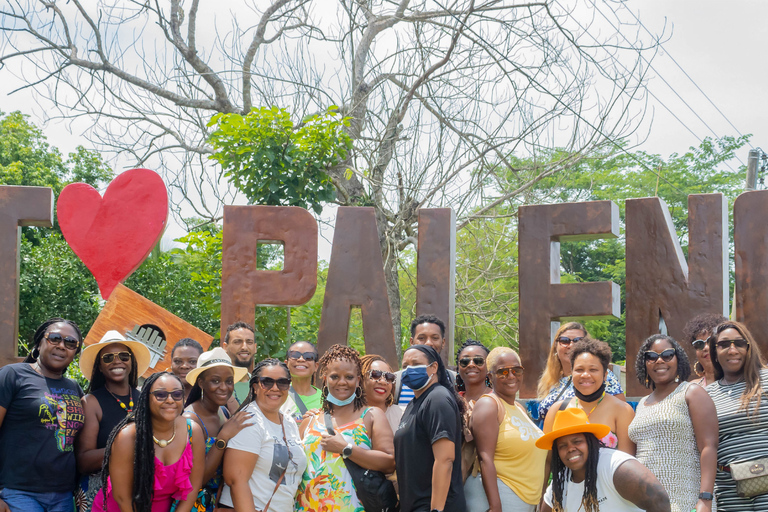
top-left (57, 168), bottom-right (168, 299)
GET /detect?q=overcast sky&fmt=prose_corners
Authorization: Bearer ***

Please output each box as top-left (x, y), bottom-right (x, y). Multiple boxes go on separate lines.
top-left (1, 1), bottom-right (764, 255)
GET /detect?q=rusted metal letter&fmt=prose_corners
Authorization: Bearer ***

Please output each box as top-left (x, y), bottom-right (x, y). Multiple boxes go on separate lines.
top-left (317, 207), bottom-right (398, 366)
top-left (518, 201), bottom-right (621, 398)
top-left (415, 208), bottom-right (456, 365)
top-left (625, 195), bottom-right (727, 396)
top-left (221, 206), bottom-right (318, 340)
top-left (734, 190), bottom-right (768, 354)
top-left (0, 186), bottom-right (54, 367)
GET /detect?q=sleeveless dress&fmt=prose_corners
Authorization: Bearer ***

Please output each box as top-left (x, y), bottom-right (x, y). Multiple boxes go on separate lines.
top-left (93, 419), bottom-right (195, 512)
top-left (295, 408), bottom-right (373, 512)
top-left (629, 382), bottom-right (713, 512)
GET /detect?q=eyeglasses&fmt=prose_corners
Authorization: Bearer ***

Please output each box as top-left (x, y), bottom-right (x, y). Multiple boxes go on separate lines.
top-left (644, 348), bottom-right (676, 362)
top-left (458, 356), bottom-right (485, 368)
top-left (45, 332), bottom-right (80, 351)
top-left (101, 351), bottom-right (132, 364)
top-left (368, 369), bottom-right (396, 383)
top-left (496, 366), bottom-right (524, 378)
top-left (692, 339), bottom-right (708, 351)
top-left (287, 350), bottom-right (318, 362)
top-left (150, 390), bottom-right (185, 402)
top-left (715, 338), bottom-right (749, 351)
top-left (258, 377), bottom-right (292, 391)
top-left (557, 336), bottom-right (584, 346)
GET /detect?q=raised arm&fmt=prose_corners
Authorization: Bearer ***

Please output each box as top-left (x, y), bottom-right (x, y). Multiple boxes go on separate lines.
top-left (471, 396), bottom-right (503, 512)
top-left (614, 458), bottom-right (671, 512)
top-left (183, 409), bottom-right (253, 484)
top-left (686, 384), bottom-right (718, 512)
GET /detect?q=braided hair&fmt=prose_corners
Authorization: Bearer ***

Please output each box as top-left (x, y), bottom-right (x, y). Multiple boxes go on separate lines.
top-left (360, 354), bottom-right (395, 407)
top-left (23, 317), bottom-right (82, 367)
top-left (550, 432), bottom-right (602, 512)
top-left (236, 358), bottom-right (291, 412)
top-left (318, 344), bottom-right (366, 413)
top-left (100, 371), bottom-right (182, 512)
top-left (87, 346), bottom-right (139, 393)
top-left (455, 339), bottom-right (491, 392)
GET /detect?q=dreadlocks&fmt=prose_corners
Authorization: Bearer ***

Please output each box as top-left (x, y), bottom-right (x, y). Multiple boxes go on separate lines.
top-left (87, 346), bottom-right (140, 393)
top-left (550, 433), bottom-right (602, 512)
top-left (455, 338), bottom-right (491, 392)
top-left (236, 358), bottom-right (291, 412)
top-left (318, 344), bottom-right (366, 413)
top-left (100, 371), bottom-right (182, 512)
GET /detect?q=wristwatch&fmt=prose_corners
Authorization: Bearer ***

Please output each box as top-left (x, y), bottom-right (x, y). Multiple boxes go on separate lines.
top-left (342, 443), bottom-right (353, 459)
top-left (698, 492), bottom-right (714, 501)
top-left (214, 438), bottom-right (227, 450)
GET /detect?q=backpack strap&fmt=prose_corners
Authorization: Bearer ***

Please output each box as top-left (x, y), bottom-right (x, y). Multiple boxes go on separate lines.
top-left (394, 370), bottom-right (402, 403)
top-left (289, 386), bottom-right (308, 416)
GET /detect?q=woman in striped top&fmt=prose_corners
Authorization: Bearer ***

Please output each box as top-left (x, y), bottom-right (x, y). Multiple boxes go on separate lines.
top-left (706, 320), bottom-right (768, 511)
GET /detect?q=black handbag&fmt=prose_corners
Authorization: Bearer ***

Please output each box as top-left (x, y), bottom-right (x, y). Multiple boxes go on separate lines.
top-left (324, 411), bottom-right (399, 512)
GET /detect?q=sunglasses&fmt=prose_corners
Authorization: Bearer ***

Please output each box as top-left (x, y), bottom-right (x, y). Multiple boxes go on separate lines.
top-left (644, 348), bottom-right (676, 362)
top-left (557, 336), bottom-right (584, 346)
top-left (715, 338), bottom-right (749, 351)
top-left (258, 377), bottom-right (292, 391)
top-left (101, 351), bottom-right (132, 364)
top-left (287, 350), bottom-right (318, 362)
top-left (692, 339), bottom-right (708, 351)
top-left (150, 389), bottom-right (185, 402)
top-left (368, 369), bottom-right (396, 383)
top-left (496, 366), bottom-right (524, 378)
top-left (45, 332), bottom-right (80, 351)
top-left (458, 356), bottom-right (485, 368)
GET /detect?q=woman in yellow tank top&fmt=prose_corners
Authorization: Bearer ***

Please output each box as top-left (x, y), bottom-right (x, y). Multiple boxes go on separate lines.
top-left (467, 347), bottom-right (547, 512)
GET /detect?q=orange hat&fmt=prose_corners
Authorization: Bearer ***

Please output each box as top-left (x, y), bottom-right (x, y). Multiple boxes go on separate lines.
top-left (535, 407), bottom-right (611, 450)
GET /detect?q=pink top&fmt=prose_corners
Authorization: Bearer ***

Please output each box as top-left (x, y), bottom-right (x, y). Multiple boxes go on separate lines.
top-left (93, 427), bottom-right (194, 512)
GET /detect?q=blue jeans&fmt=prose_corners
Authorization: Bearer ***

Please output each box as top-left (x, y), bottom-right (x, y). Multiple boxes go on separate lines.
top-left (0, 488), bottom-right (74, 512)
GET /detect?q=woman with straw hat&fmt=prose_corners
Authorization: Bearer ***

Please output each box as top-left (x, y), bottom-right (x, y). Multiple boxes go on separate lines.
top-left (181, 347), bottom-right (253, 512)
top-left (537, 408), bottom-right (671, 512)
top-left (76, 330), bottom-right (151, 512)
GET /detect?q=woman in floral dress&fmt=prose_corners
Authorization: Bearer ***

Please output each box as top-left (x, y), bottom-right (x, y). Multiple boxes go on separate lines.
top-left (295, 344), bottom-right (395, 512)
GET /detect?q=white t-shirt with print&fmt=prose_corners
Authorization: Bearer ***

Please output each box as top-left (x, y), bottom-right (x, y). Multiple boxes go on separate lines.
top-left (544, 448), bottom-right (643, 512)
top-left (219, 401), bottom-right (307, 511)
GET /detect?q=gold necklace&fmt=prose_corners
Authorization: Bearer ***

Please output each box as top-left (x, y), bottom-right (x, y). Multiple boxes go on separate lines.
top-left (153, 421), bottom-right (176, 448)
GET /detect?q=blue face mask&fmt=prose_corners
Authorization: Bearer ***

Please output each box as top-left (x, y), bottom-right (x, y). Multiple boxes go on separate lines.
top-left (325, 390), bottom-right (356, 407)
top-left (401, 364), bottom-right (432, 391)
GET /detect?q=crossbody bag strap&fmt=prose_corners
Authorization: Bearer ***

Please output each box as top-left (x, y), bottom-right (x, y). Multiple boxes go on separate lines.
top-left (289, 386), bottom-right (308, 416)
top-left (260, 415), bottom-right (290, 512)
top-left (553, 376), bottom-right (572, 404)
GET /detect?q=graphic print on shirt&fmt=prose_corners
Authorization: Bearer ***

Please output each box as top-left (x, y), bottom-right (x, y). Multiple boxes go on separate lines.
top-left (508, 413), bottom-right (540, 442)
top-left (38, 386), bottom-right (85, 452)
top-left (270, 441), bottom-right (290, 485)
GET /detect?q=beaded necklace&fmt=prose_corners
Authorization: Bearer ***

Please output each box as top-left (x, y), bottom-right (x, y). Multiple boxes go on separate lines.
top-left (106, 388), bottom-right (134, 414)
top-left (578, 389), bottom-right (606, 419)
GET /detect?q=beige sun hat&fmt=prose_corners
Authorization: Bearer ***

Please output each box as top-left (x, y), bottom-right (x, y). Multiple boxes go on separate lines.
top-left (79, 330), bottom-right (152, 380)
top-left (185, 347), bottom-right (249, 386)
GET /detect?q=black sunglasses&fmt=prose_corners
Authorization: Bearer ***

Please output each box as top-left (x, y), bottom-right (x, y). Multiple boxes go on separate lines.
top-left (46, 332), bottom-right (80, 351)
top-left (258, 377), bottom-right (292, 391)
top-left (644, 348), bottom-right (676, 362)
top-left (287, 350), bottom-right (318, 362)
top-left (692, 339), bottom-right (708, 351)
top-left (458, 356), bottom-right (485, 368)
top-left (368, 369), bottom-right (396, 383)
top-left (151, 389), bottom-right (185, 402)
top-left (101, 351), bottom-right (132, 364)
top-left (715, 338), bottom-right (749, 351)
top-left (496, 366), bottom-right (524, 378)
top-left (557, 336), bottom-right (584, 346)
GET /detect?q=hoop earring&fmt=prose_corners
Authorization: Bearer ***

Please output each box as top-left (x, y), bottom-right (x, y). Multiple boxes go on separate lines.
top-left (355, 386), bottom-right (363, 398)
top-left (694, 361), bottom-right (704, 377)
top-left (32, 346), bottom-right (40, 359)
top-left (322, 386), bottom-right (329, 400)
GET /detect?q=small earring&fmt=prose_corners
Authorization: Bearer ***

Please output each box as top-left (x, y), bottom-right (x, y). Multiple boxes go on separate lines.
top-left (675, 375), bottom-right (680, 383)
top-left (645, 376), bottom-right (650, 388)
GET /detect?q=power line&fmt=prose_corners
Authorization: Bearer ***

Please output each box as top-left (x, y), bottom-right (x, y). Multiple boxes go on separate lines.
top-left (587, 0), bottom-right (745, 170)
top-left (617, 1), bottom-right (753, 149)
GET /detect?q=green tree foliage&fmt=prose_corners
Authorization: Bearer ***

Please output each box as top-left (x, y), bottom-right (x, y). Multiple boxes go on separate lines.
top-left (208, 107), bottom-right (353, 215)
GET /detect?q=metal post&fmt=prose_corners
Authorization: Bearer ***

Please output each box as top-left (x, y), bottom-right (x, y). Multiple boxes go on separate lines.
top-left (747, 149), bottom-right (760, 190)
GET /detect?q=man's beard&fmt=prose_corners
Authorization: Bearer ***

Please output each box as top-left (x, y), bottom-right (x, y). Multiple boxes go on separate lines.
top-left (233, 358), bottom-right (252, 368)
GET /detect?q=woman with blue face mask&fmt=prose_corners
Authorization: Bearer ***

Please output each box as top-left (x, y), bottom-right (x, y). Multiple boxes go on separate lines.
top-left (394, 344), bottom-right (468, 512)
top-left (295, 344), bottom-right (396, 512)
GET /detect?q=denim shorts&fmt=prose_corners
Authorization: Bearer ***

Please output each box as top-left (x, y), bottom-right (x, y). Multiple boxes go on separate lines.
top-left (0, 488), bottom-right (75, 512)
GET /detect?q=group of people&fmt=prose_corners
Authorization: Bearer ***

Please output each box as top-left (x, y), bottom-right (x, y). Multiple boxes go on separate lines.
top-left (0, 312), bottom-right (767, 512)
